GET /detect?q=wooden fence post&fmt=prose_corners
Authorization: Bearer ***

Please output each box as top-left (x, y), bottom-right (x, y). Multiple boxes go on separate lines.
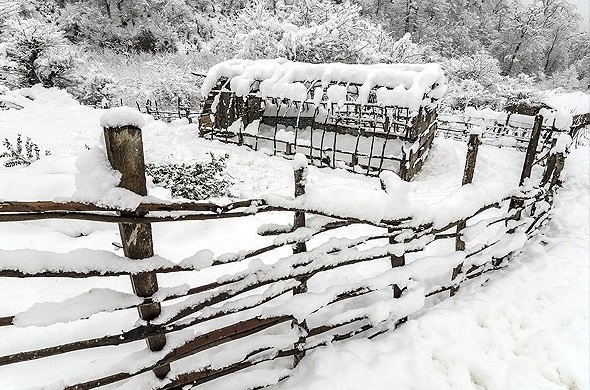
top-left (450, 132), bottom-right (481, 296)
top-left (508, 114), bottom-right (544, 221)
top-left (541, 136), bottom-right (568, 190)
top-left (102, 110), bottom-right (170, 379)
top-left (548, 152), bottom-right (565, 189)
top-left (518, 115), bottom-right (544, 187)
top-left (379, 178), bottom-right (405, 299)
top-left (292, 154), bottom-right (308, 366)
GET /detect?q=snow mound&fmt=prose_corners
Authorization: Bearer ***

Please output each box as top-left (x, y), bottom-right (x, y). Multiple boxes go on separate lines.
top-left (72, 147), bottom-right (145, 209)
top-left (202, 59), bottom-right (447, 113)
top-left (0, 84), bottom-right (79, 108)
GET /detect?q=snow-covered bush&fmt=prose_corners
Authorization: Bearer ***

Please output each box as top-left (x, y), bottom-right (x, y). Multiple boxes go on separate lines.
top-left (145, 153), bottom-right (232, 200)
top-left (440, 50), bottom-right (503, 110)
top-left (0, 18), bottom-right (79, 88)
top-left (496, 73), bottom-right (545, 109)
top-left (58, 0), bottom-right (213, 53)
top-left (0, 134), bottom-right (49, 167)
top-left (68, 71), bottom-right (116, 108)
top-left (86, 50), bottom-right (218, 108)
top-left (210, 0), bottom-right (425, 64)
top-left (442, 79), bottom-right (503, 111)
top-left (442, 50), bottom-right (501, 88)
top-left (440, 50), bottom-right (551, 111)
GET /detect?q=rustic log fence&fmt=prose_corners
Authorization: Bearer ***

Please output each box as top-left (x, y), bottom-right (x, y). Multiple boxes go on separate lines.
top-left (437, 110), bottom-right (571, 152)
top-left (0, 113), bottom-right (570, 390)
top-left (134, 97), bottom-right (199, 124)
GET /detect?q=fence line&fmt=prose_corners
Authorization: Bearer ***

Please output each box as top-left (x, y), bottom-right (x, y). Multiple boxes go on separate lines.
top-left (0, 113), bottom-right (570, 389)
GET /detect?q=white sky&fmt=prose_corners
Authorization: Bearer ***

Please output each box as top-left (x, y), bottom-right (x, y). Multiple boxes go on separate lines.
top-left (568, 0), bottom-right (590, 31)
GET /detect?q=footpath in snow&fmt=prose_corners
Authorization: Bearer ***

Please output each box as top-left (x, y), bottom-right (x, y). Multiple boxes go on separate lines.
top-left (275, 147), bottom-right (590, 390)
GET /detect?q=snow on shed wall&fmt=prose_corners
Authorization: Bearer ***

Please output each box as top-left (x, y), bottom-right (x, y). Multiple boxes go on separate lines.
top-left (202, 59), bottom-right (447, 113)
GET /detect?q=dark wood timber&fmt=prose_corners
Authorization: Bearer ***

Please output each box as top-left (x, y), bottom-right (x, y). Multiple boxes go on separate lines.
top-left (103, 123), bottom-right (169, 378)
top-left (519, 115), bottom-right (543, 186)
top-left (451, 132), bottom-right (481, 296)
top-left (292, 162), bottom-right (309, 365)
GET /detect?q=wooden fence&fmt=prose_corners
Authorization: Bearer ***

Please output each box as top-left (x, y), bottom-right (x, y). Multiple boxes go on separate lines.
top-left (0, 114), bottom-right (569, 389)
top-left (124, 94), bottom-right (437, 180)
top-left (437, 110), bottom-right (567, 150)
top-left (196, 78), bottom-right (438, 180)
top-left (134, 97), bottom-right (199, 124)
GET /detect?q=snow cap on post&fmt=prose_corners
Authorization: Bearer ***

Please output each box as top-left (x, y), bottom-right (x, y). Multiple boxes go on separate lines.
top-left (293, 153), bottom-right (308, 170)
top-left (100, 106), bottom-right (145, 129)
top-left (552, 133), bottom-right (573, 154)
top-left (469, 125), bottom-right (483, 136)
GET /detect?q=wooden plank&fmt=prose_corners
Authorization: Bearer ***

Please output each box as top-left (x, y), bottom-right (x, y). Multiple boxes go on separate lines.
top-left (292, 161), bottom-right (308, 365)
top-left (103, 123), bottom-right (169, 378)
top-left (518, 115), bottom-right (544, 186)
top-left (64, 316), bottom-right (292, 390)
top-left (451, 132), bottom-right (481, 296)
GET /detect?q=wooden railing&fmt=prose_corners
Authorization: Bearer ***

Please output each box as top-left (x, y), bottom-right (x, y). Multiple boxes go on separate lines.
top-left (0, 113), bottom-right (569, 390)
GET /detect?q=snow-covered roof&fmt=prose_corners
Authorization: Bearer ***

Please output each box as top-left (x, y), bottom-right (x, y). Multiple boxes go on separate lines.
top-left (202, 59), bottom-right (447, 113)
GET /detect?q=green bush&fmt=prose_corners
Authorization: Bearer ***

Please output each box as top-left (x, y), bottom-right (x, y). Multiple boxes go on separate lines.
top-left (0, 134), bottom-right (50, 167)
top-left (145, 153), bottom-right (232, 200)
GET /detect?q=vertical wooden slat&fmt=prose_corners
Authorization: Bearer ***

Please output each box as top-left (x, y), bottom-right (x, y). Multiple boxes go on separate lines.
top-left (292, 155), bottom-right (308, 365)
top-left (450, 132), bottom-right (481, 296)
top-left (103, 122), bottom-right (170, 379)
top-left (518, 115), bottom-right (544, 186)
top-left (549, 152), bottom-right (565, 189)
top-left (509, 115), bottom-right (544, 220)
top-left (380, 178), bottom-right (405, 300)
top-left (540, 138), bottom-right (558, 187)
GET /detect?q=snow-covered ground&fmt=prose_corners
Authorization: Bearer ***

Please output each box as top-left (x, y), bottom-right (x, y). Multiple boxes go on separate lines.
top-left (276, 147), bottom-right (590, 390)
top-left (0, 87), bottom-right (587, 389)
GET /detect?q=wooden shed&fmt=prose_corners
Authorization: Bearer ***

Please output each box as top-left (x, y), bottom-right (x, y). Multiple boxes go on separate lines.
top-left (199, 59), bottom-right (446, 180)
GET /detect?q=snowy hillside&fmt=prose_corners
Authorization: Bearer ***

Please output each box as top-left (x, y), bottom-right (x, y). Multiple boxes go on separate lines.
top-left (0, 87), bottom-right (587, 390)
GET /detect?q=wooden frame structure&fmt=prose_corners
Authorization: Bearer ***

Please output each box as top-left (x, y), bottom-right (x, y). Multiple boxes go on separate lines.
top-left (198, 61), bottom-right (443, 180)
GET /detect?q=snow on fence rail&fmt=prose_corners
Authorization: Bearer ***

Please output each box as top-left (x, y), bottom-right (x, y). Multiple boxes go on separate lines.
top-left (0, 111), bottom-right (571, 390)
top-left (437, 106), bottom-right (574, 150)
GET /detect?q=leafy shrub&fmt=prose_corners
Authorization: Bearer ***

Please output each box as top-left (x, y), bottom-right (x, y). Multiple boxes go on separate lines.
top-left (145, 153), bottom-right (232, 200)
top-left (0, 134), bottom-right (50, 167)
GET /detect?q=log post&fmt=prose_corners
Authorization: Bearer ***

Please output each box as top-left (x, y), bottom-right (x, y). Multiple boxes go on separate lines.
top-left (292, 154), bottom-right (308, 366)
top-left (541, 134), bottom-right (569, 190)
top-left (379, 177), bottom-right (405, 300)
top-left (101, 108), bottom-right (170, 379)
top-left (509, 115), bottom-right (544, 221)
top-left (540, 138), bottom-right (558, 187)
top-left (451, 132), bottom-right (481, 296)
top-left (518, 115), bottom-right (544, 187)
top-left (399, 142), bottom-right (413, 181)
top-left (549, 152), bottom-right (565, 189)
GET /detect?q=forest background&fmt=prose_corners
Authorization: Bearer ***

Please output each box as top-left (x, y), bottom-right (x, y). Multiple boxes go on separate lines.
top-left (0, 0), bottom-right (588, 111)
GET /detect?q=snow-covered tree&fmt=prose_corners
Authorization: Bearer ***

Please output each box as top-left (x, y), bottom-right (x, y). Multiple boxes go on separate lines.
top-left (0, 18), bottom-right (79, 88)
top-left (57, 0), bottom-right (212, 52)
top-left (210, 0), bottom-right (426, 64)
